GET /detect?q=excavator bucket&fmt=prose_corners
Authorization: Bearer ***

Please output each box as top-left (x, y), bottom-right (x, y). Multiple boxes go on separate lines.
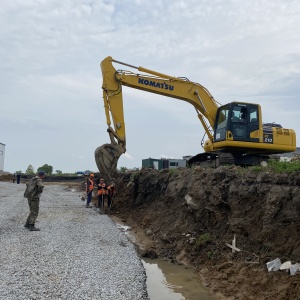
top-left (95, 143), bottom-right (125, 181)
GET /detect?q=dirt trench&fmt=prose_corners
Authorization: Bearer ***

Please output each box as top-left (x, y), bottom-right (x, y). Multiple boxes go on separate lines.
top-left (105, 166), bottom-right (300, 300)
top-left (2, 169), bottom-right (299, 299)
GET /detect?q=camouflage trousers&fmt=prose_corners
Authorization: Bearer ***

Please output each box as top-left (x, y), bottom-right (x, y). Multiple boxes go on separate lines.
top-left (26, 197), bottom-right (40, 225)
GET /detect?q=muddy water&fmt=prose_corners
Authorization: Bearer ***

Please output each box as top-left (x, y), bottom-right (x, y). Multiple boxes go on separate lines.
top-left (115, 222), bottom-right (216, 300)
top-left (142, 258), bottom-right (216, 300)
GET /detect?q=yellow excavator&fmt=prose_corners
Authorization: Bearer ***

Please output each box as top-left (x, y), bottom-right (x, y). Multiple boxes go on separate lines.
top-left (95, 56), bottom-right (296, 180)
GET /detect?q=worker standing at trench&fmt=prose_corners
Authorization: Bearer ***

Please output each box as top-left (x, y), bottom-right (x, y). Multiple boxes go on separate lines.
top-left (86, 173), bottom-right (95, 208)
top-left (23, 171), bottom-right (46, 231)
top-left (97, 177), bottom-right (109, 212)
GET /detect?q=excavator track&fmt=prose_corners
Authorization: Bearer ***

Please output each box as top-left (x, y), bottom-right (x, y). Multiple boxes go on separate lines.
top-left (188, 151), bottom-right (271, 168)
top-left (188, 151), bottom-right (235, 167)
top-left (218, 152), bottom-right (236, 165)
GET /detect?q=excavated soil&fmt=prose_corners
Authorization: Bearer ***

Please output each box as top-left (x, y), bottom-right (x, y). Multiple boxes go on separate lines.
top-left (105, 167), bottom-right (300, 300)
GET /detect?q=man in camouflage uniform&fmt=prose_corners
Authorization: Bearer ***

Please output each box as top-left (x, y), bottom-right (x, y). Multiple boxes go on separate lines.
top-left (24, 171), bottom-right (46, 231)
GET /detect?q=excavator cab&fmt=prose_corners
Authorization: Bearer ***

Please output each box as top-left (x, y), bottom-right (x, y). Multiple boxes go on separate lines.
top-left (214, 102), bottom-right (260, 143)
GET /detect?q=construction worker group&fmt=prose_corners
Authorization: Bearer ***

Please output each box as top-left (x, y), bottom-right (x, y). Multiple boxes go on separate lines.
top-left (22, 171), bottom-right (114, 232)
top-left (85, 173), bottom-right (115, 212)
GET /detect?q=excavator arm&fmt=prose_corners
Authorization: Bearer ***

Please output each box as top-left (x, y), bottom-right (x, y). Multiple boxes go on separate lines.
top-left (95, 56), bottom-right (220, 179)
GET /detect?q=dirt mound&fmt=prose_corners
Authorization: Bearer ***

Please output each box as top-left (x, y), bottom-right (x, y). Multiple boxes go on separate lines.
top-left (291, 154), bottom-right (300, 162)
top-left (0, 173), bottom-right (13, 182)
top-left (108, 167), bottom-right (300, 300)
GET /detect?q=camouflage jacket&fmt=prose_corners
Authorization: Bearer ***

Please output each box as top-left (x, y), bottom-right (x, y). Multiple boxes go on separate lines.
top-left (24, 176), bottom-right (45, 199)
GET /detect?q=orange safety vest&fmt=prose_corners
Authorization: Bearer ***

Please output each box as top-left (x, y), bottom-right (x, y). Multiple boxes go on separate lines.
top-left (86, 178), bottom-right (94, 193)
top-left (97, 183), bottom-right (108, 195)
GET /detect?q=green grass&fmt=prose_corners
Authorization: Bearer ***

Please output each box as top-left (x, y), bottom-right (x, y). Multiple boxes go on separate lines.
top-left (206, 250), bottom-right (219, 259)
top-left (268, 159), bottom-right (300, 172)
top-left (194, 233), bottom-right (212, 249)
top-left (249, 159), bottom-right (300, 173)
top-left (166, 168), bottom-right (179, 173)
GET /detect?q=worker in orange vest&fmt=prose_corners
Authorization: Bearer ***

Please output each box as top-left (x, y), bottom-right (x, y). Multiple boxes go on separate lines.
top-left (86, 173), bottom-right (95, 208)
top-left (97, 178), bottom-right (108, 211)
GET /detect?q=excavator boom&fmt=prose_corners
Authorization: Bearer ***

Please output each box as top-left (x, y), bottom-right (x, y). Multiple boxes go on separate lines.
top-left (96, 56), bottom-right (219, 179)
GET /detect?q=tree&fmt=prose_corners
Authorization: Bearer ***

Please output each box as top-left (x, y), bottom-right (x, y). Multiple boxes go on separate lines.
top-left (26, 165), bottom-right (35, 174)
top-left (37, 164), bottom-right (53, 175)
top-left (119, 166), bottom-right (128, 173)
top-left (55, 170), bottom-right (62, 175)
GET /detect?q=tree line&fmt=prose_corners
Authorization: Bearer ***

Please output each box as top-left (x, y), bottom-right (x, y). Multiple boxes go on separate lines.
top-left (16, 164), bottom-right (61, 175)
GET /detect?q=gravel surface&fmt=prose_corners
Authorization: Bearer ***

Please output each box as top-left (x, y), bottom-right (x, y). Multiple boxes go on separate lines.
top-left (0, 182), bottom-right (149, 300)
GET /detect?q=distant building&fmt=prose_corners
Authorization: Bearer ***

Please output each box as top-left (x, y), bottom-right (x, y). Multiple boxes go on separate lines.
top-left (142, 158), bottom-right (162, 170)
top-left (0, 142), bottom-right (5, 172)
top-left (162, 158), bottom-right (187, 169)
top-left (142, 157), bottom-right (186, 170)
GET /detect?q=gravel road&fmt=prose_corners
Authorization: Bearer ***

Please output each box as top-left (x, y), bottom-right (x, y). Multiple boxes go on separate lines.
top-left (0, 182), bottom-right (149, 300)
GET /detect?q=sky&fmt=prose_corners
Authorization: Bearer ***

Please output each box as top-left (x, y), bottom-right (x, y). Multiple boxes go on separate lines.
top-left (1, 0), bottom-right (300, 173)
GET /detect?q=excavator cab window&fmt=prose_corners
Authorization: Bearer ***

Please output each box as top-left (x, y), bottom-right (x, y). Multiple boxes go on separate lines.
top-left (249, 107), bottom-right (258, 123)
top-left (214, 105), bottom-right (229, 141)
top-left (248, 106), bottom-right (259, 135)
top-left (229, 104), bottom-right (259, 141)
top-left (231, 105), bottom-right (248, 138)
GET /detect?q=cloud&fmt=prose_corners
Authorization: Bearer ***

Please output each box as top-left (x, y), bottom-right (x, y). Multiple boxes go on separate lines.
top-left (123, 152), bottom-right (133, 160)
top-left (1, 0), bottom-right (300, 173)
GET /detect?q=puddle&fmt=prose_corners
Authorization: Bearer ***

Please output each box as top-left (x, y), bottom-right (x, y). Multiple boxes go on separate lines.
top-left (142, 258), bottom-right (216, 300)
top-left (116, 223), bottom-right (141, 247)
top-left (115, 220), bottom-right (216, 299)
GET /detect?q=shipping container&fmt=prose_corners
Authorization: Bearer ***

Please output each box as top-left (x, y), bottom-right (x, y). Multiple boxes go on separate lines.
top-left (162, 158), bottom-right (186, 169)
top-left (142, 158), bottom-right (163, 170)
top-left (142, 157), bottom-right (187, 170)
top-left (168, 159), bottom-right (187, 169)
